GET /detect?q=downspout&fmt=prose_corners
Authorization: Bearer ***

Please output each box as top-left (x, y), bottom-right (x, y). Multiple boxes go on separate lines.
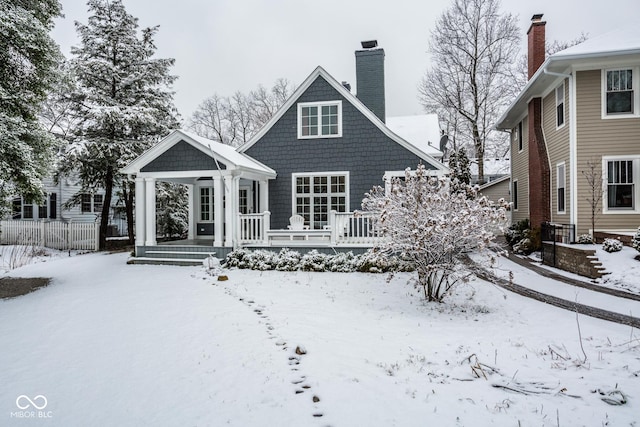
top-left (543, 68), bottom-right (577, 234)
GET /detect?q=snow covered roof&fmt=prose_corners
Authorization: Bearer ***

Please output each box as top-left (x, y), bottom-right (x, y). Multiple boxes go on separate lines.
top-left (552, 24), bottom-right (640, 60)
top-left (121, 129), bottom-right (276, 178)
top-left (385, 114), bottom-right (443, 157)
top-left (496, 23), bottom-right (640, 130)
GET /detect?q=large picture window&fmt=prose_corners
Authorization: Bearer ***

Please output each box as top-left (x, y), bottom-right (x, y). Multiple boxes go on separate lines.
top-left (293, 173), bottom-right (348, 229)
top-left (297, 101), bottom-right (342, 139)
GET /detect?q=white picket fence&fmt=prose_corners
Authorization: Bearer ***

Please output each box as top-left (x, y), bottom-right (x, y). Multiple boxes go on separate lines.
top-left (0, 220), bottom-right (100, 251)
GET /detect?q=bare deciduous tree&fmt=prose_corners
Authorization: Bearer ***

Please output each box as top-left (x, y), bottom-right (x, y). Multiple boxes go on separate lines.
top-left (188, 78), bottom-right (294, 147)
top-left (582, 159), bottom-right (603, 238)
top-left (419, 0), bottom-right (520, 184)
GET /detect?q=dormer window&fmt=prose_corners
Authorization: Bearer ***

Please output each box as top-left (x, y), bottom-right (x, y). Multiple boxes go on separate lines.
top-left (297, 101), bottom-right (342, 139)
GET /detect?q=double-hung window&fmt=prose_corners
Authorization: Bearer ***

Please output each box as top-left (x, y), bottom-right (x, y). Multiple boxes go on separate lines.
top-left (556, 82), bottom-right (565, 127)
top-left (297, 101), bottom-right (342, 139)
top-left (605, 158), bottom-right (636, 211)
top-left (517, 121), bottom-right (523, 152)
top-left (81, 193), bottom-right (103, 214)
top-left (556, 163), bottom-right (566, 213)
top-left (293, 172), bottom-right (348, 229)
top-left (603, 68), bottom-right (638, 117)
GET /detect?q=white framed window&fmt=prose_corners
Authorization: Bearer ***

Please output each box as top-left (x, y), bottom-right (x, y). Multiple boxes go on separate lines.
top-left (556, 163), bottom-right (566, 213)
top-left (199, 187), bottom-right (213, 222)
top-left (603, 156), bottom-right (640, 213)
top-left (81, 193), bottom-right (103, 214)
top-left (292, 172), bottom-right (349, 229)
top-left (297, 101), bottom-right (342, 139)
top-left (602, 68), bottom-right (639, 118)
top-left (512, 179), bottom-right (518, 211)
top-left (517, 121), bottom-right (523, 152)
top-left (13, 194), bottom-right (58, 220)
top-left (556, 82), bottom-right (565, 128)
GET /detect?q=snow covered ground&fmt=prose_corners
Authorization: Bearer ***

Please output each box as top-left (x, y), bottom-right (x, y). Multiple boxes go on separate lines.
top-left (1, 249), bottom-right (639, 426)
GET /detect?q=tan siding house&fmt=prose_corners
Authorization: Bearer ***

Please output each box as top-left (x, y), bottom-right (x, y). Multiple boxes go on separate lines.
top-left (497, 16), bottom-right (640, 238)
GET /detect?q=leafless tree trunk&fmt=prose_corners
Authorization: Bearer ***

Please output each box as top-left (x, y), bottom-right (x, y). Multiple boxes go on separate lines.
top-left (418, 0), bottom-right (520, 184)
top-left (582, 159), bottom-right (603, 238)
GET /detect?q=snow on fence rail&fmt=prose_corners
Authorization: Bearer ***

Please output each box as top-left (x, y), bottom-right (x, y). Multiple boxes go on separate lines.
top-left (0, 220), bottom-right (99, 251)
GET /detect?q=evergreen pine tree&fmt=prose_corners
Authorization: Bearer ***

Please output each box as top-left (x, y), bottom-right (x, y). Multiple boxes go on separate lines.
top-left (448, 148), bottom-right (472, 194)
top-left (61, 0), bottom-right (179, 248)
top-left (0, 0), bottom-right (63, 216)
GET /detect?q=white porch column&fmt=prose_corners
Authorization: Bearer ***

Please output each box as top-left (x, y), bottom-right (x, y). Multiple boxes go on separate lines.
top-left (259, 180), bottom-right (269, 213)
top-left (144, 177), bottom-right (157, 246)
top-left (223, 175), bottom-right (234, 247)
top-left (213, 176), bottom-right (223, 247)
top-left (135, 176), bottom-right (146, 248)
top-left (187, 184), bottom-right (195, 240)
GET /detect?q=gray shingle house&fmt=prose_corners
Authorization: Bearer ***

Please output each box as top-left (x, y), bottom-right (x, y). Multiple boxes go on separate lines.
top-left (122, 41), bottom-right (447, 263)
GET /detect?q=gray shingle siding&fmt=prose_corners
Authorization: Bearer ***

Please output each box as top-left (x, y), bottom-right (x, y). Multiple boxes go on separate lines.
top-left (245, 76), bottom-right (437, 229)
top-left (142, 140), bottom-right (226, 172)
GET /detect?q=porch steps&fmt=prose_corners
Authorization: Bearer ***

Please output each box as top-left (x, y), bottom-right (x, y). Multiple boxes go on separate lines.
top-left (127, 257), bottom-right (205, 266)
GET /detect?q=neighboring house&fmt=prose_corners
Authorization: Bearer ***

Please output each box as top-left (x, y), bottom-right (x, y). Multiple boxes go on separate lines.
top-left (496, 14), bottom-right (640, 237)
top-left (6, 175), bottom-right (127, 236)
top-left (122, 41), bottom-right (448, 263)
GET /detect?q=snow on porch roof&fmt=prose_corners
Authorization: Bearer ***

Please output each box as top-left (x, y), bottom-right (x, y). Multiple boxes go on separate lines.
top-left (121, 129), bottom-right (276, 177)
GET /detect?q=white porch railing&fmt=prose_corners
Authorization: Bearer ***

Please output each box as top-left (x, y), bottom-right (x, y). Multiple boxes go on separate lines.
top-left (0, 220), bottom-right (100, 251)
top-left (330, 211), bottom-right (383, 245)
top-left (238, 211), bottom-right (270, 245)
top-left (237, 211), bottom-right (383, 247)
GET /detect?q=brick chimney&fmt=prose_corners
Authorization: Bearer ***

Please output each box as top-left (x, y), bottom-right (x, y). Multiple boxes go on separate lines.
top-left (355, 40), bottom-right (386, 122)
top-left (527, 14), bottom-right (551, 229)
top-left (527, 14), bottom-right (546, 79)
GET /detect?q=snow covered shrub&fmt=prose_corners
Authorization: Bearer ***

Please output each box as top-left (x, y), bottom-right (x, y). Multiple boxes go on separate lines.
top-left (602, 238), bottom-right (623, 253)
top-left (223, 248), bottom-right (252, 268)
top-left (361, 164), bottom-right (509, 302)
top-left (275, 249), bottom-right (302, 271)
top-left (300, 250), bottom-right (328, 272)
top-left (505, 219), bottom-right (530, 247)
top-left (632, 227), bottom-right (640, 253)
top-left (577, 234), bottom-right (594, 244)
top-left (325, 251), bottom-right (357, 272)
top-left (512, 237), bottom-right (533, 255)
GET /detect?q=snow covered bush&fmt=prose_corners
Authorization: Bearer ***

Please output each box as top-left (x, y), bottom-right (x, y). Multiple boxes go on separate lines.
top-left (505, 219), bottom-right (530, 247)
top-left (361, 164), bottom-right (509, 302)
top-left (577, 234), bottom-right (594, 244)
top-left (632, 227), bottom-right (640, 253)
top-left (602, 238), bottom-right (623, 253)
top-left (221, 248), bottom-right (413, 273)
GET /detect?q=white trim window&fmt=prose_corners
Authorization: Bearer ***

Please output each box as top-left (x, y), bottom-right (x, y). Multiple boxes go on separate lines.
top-left (556, 163), bottom-right (566, 213)
top-left (517, 121), bottom-right (523, 152)
top-left (602, 68), bottom-right (639, 118)
top-left (556, 82), bottom-right (565, 128)
top-left (199, 187), bottom-right (213, 222)
top-left (13, 194), bottom-right (58, 220)
top-left (292, 172), bottom-right (349, 229)
top-left (81, 193), bottom-right (103, 214)
top-left (297, 101), bottom-right (342, 139)
top-left (603, 156), bottom-right (639, 213)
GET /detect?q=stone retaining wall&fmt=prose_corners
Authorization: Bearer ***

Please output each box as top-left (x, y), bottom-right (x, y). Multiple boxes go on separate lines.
top-left (542, 242), bottom-right (607, 279)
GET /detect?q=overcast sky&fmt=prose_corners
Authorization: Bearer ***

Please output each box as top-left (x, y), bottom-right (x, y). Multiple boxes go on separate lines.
top-left (51, 0), bottom-right (640, 123)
